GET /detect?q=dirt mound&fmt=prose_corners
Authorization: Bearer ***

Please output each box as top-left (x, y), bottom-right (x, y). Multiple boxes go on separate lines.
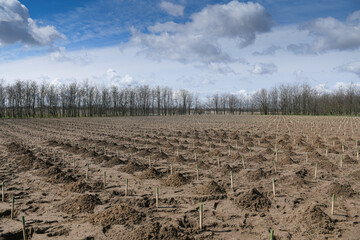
top-left (101, 157), bottom-right (125, 167)
top-left (138, 167), bottom-right (162, 179)
top-left (262, 148), bottom-right (274, 155)
top-left (65, 180), bottom-right (92, 193)
top-left (249, 154), bottom-right (267, 162)
top-left (89, 204), bottom-right (145, 228)
top-left (197, 181), bottom-right (226, 195)
top-left (122, 222), bottom-right (190, 240)
top-left (218, 164), bottom-right (238, 175)
top-left (235, 188), bottom-right (271, 211)
top-left (207, 149), bottom-right (223, 157)
top-left (279, 155), bottom-right (295, 165)
top-left (152, 151), bottom-right (169, 160)
top-left (60, 194), bottom-right (100, 214)
top-left (196, 160), bottom-right (210, 170)
top-left (246, 168), bottom-right (271, 181)
top-left (120, 161), bottom-right (146, 174)
top-left (164, 173), bottom-right (189, 187)
top-left (326, 182), bottom-right (357, 198)
top-left (301, 205), bottom-right (334, 234)
top-left (343, 155), bottom-right (357, 164)
top-left (349, 170), bottom-right (360, 180)
top-left (37, 166), bottom-right (77, 184)
top-left (318, 160), bottom-right (338, 172)
top-left (175, 155), bottom-right (187, 163)
top-left (136, 149), bottom-right (152, 157)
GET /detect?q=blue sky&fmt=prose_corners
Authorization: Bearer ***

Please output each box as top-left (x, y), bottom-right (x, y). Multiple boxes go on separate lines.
top-left (0, 0), bottom-right (360, 97)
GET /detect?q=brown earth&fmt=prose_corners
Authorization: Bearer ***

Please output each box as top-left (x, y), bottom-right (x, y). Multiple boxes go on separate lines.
top-left (0, 115), bottom-right (359, 239)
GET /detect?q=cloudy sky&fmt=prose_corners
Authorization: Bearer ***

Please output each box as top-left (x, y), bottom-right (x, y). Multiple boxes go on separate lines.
top-left (0, 0), bottom-right (359, 96)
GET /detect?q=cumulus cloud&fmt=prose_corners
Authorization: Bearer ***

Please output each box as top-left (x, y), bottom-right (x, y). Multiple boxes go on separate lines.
top-left (253, 45), bottom-right (281, 56)
top-left (337, 61), bottom-right (360, 77)
top-left (132, 1), bottom-right (273, 64)
top-left (288, 10), bottom-right (360, 54)
top-left (250, 63), bottom-right (277, 75)
top-left (106, 69), bottom-right (136, 86)
top-left (0, 0), bottom-right (64, 46)
top-left (49, 47), bottom-right (92, 65)
top-left (160, 1), bottom-right (184, 17)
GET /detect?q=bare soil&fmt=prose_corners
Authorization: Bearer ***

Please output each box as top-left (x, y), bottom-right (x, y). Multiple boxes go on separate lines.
top-left (0, 115), bottom-right (359, 239)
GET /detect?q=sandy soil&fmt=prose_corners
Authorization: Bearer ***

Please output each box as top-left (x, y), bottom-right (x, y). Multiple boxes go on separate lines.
top-left (0, 115), bottom-right (359, 240)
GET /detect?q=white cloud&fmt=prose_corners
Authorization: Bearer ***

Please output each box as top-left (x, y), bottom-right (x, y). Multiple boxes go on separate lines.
top-left (132, 1), bottom-right (273, 64)
top-left (253, 45), bottom-right (281, 56)
top-left (337, 61), bottom-right (360, 77)
top-left (0, 0), bottom-right (64, 46)
top-left (160, 1), bottom-right (184, 17)
top-left (250, 63), bottom-right (277, 75)
top-left (49, 47), bottom-right (92, 65)
top-left (106, 69), bottom-right (136, 86)
top-left (288, 10), bottom-right (360, 54)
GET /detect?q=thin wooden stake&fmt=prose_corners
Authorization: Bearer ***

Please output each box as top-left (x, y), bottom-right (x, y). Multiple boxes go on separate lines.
top-left (217, 157), bottom-right (220, 167)
top-left (242, 155), bottom-right (245, 169)
top-left (331, 194), bottom-right (335, 215)
top-left (340, 154), bottom-right (343, 168)
top-left (1, 182), bottom-right (4, 202)
top-left (314, 163), bottom-right (318, 179)
top-left (273, 159), bottom-right (277, 173)
top-left (199, 203), bottom-right (203, 230)
top-left (103, 171), bottom-right (106, 188)
top-left (230, 171), bottom-right (233, 190)
top-left (155, 187), bottom-right (159, 208)
top-left (325, 147), bottom-right (328, 157)
top-left (86, 164), bottom-right (89, 180)
top-left (272, 179), bottom-right (276, 198)
top-left (22, 216), bottom-right (27, 240)
top-left (270, 229), bottom-right (274, 240)
top-left (11, 195), bottom-right (14, 219)
top-left (148, 156), bottom-right (151, 168)
top-left (196, 164), bottom-right (199, 181)
top-left (125, 178), bottom-right (128, 196)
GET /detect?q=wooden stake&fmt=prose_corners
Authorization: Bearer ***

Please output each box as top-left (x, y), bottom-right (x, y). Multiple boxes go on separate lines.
top-left (86, 164), bottom-right (89, 180)
top-left (272, 179), bottom-right (276, 198)
top-left (22, 216), bottom-right (27, 240)
top-left (228, 146), bottom-right (231, 156)
top-left (199, 203), bottom-right (203, 230)
top-left (11, 195), bottom-right (14, 219)
top-left (125, 178), bottom-right (128, 196)
top-left (217, 157), bottom-right (220, 167)
top-left (103, 171), bottom-right (106, 187)
top-left (155, 187), bottom-right (159, 208)
top-left (357, 149), bottom-right (359, 161)
top-left (230, 171), bottom-right (233, 190)
top-left (148, 156), bottom-right (151, 168)
top-left (273, 159), bottom-right (277, 173)
top-left (325, 147), bottom-right (328, 157)
top-left (1, 182), bottom-right (4, 202)
top-left (340, 154), bottom-right (343, 168)
top-left (314, 163), bottom-right (318, 179)
top-left (331, 194), bottom-right (335, 216)
top-left (196, 164), bottom-right (199, 181)
top-left (270, 229), bottom-right (274, 240)
top-left (242, 155), bottom-right (245, 169)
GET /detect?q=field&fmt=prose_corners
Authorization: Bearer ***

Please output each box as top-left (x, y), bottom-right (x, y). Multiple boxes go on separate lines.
top-left (0, 115), bottom-right (359, 240)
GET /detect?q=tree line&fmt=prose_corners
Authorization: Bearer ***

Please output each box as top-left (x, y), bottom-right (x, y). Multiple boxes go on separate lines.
top-left (0, 79), bottom-right (359, 118)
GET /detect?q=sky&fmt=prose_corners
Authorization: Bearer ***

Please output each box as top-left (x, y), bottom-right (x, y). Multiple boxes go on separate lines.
top-left (0, 0), bottom-right (360, 97)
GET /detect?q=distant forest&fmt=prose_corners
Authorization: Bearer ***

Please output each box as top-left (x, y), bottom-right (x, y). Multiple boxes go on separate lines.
top-left (0, 80), bottom-right (359, 118)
